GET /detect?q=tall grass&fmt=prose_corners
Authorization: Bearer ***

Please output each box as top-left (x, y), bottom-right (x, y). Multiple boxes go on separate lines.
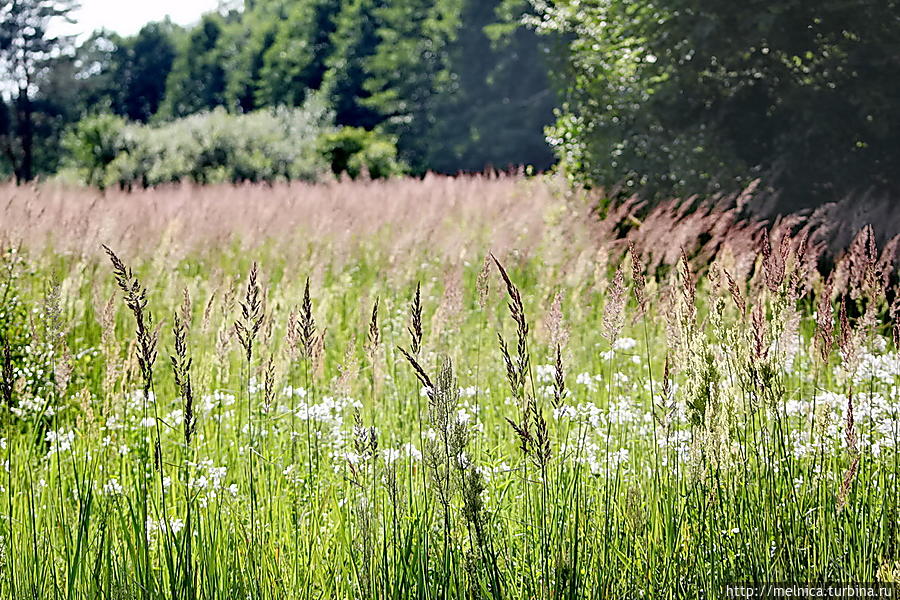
top-left (0, 176), bottom-right (898, 599)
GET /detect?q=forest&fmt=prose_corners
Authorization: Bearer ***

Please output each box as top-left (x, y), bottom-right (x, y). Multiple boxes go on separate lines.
top-left (0, 0), bottom-right (558, 186)
top-left (1, 0), bottom-right (896, 207)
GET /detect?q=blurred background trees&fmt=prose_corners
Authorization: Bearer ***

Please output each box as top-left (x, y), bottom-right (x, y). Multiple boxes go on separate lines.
top-left (0, 0), bottom-right (78, 182)
top-left (1, 0), bottom-right (558, 185)
top-left (0, 0), bottom-right (896, 207)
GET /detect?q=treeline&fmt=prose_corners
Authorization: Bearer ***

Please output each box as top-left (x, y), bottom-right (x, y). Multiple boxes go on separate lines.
top-left (3, 0), bottom-right (895, 206)
top-left (1, 0), bottom-right (558, 182)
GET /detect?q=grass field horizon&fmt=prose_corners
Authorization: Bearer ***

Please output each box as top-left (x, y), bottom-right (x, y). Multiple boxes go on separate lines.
top-left (1, 175), bottom-right (899, 599)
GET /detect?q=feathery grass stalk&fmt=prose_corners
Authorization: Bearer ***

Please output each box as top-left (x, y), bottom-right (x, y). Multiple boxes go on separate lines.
top-left (171, 305), bottom-right (195, 599)
top-left (1, 330), bottom-right (14, 597)
top-left (103, 244), bottom-right (170, 598)
top-left (293, 277), bottom-right (319, 487)
top-left (492, 255), bottom-right (553, 595)
top-left (408, 282), bottom-right (423, 357)
top-left (234, 261), bottom-right (263, 584)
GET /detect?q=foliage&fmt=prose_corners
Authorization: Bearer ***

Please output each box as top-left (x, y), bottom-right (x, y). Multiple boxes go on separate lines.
top-left (255, 0), bottom-right (342, 108)
top-left (61, 114), bottom-right (129, 189)
top-left (320, 0), bottom-right (384, 130)
top-left (358, 0), bottom-right (557, 173)
top-left (0, 0), bottom-right (78, 182)
top-left (158, 13), bottom-right (230, 119)
top-left (530, 0), bottom-right (900, 206)
top-left (64, 98), bottom-right (335, 188)
top-left (425, 0), bottom-right (559, 173)
top-left (317, 127), bottom-right (406, 180)
top-left (3, 0), bottom-right (558, 181)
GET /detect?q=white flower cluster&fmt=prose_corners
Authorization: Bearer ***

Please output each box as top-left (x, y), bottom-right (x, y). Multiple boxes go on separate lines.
top-left (146, 517), bottom-right (185, 538)
top-left (103, 477), bottom-right (124, 496)
top-left (190, 459), bottom-right (238, 507)
top-left (383, 443), bottom-right (423, 464)
top-left (569, 441), bottom-right (630, 477)
top-left (200, 390), bottom-right (236, 413)
top-left (552, 399), bottom-right (643, 428)
top-left (45, 428), bottom-right (75, 457)
top-left (779, 387), bottom-right (900, 458)
top-left (575, 372), bottom-right (602, 392)
top-left (11, 395), bottom-right (53, 419)
top-left (125, 390), bottom-right (156, 413)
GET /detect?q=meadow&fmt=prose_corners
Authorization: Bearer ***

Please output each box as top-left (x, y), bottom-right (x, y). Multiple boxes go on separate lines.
top-left (0, 175), bottom-right (898, 599)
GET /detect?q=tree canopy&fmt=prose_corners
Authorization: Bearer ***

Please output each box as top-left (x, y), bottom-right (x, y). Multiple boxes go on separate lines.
top-left (0, 0), bottom-right (78, 181)
top-left (531, 0), bottom-right (900, 207)
top-left (4, 0), bottom-right (895, 205)
top-left (1, 0), bottom-right (558, 181)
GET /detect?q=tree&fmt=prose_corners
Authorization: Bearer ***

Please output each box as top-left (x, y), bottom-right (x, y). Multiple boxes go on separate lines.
top-left (0, 0), bottom-right (78, 182)
top-left (362, 0), bottom-right (557, 174)
top-left (159, 13), bottom-right (228, 118)
top-left (320, 0), bottom-right (384, 129)
top-left (220, 11), bottom-right (277, 113)
top-left (426, 0), bottom-right (557, 173)
top-left (362, 0), bottom-right (463, 172)
top-left (70, 30), bottom-right (130, 115)
top-left (256, 0), bottom-right (341, 108)
top-left (122, 22), bottom-right (178, 122)
top-left (531, 0), bottom-right (900, 207)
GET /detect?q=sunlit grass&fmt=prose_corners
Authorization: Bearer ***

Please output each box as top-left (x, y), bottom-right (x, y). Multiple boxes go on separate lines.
top-left (0, 178), bottom-right (898, 599)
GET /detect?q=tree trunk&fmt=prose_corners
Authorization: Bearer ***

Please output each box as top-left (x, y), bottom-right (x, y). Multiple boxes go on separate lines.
top-left (16, 86), bottom-right (33, 182)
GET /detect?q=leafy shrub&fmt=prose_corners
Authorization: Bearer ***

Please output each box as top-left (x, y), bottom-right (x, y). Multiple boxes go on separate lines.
top-left (64, 95), bottom-right (337, 188)
top-left (317, 127), bottom-right (406, 180)
top-left (61, 114), bottom-right (130, 189)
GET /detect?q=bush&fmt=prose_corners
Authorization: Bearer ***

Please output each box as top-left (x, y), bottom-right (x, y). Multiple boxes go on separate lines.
top-left (317, 127), bottom-right (406, 180)
top-left (61, 114), bottom-right (130, 189)
top-left (63, 95), bottom-right (337, 188)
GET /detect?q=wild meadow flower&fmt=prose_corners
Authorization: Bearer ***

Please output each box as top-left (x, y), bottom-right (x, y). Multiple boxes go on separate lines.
top-left (45, 428), bottom-right (75, 456)
top-left (145, 517), bottom-right (185, 538)
top-left (575, 372), bottom-right (600, 391)
top-left (552, 404), bottom-right (577, 420)
top-left (281, 386), bottom-right (308, 399)
top-left (535, 364), bottom-right (555, 383)
top-left (612, 337), bottom-right (638, 352)
top-left (458, 386), bottom-right (478, 398)
top-left (103, 478), bottom-right (124, 496)
top-left (200, 390), bottom-right (236, 412)
top-left (11, 395), bottom-right (54, 419)
top-left (383, 443), bottom-right (423, 464)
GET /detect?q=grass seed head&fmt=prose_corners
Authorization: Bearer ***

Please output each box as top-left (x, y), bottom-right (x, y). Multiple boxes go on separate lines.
top-left (408, 282), bottom-right (423, 356)
top-left (629, 242), bottom-right (648, 318)
top-left (552, 344), bottom-right (566, 410)
top-left (1, 331), bottom-right (12, 412)
top-left (234, 261), bottom-right (264, 363)
top-left (366, 296), bottom-right (380, 357)
top-left (603, 263), bottom-right (627, 343)
top-left (722, 268), bottom-right (746, 315)
top-left (815, 275), bottom-right (835, 363)
top-left (171, 310), bottom-right (194, 446)
top-left (298, 277), bottom-right (317, 361)
top-left (476, 254), bottom-right (491, 310)
top-left (103, 245), bottom-right (157, 390)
